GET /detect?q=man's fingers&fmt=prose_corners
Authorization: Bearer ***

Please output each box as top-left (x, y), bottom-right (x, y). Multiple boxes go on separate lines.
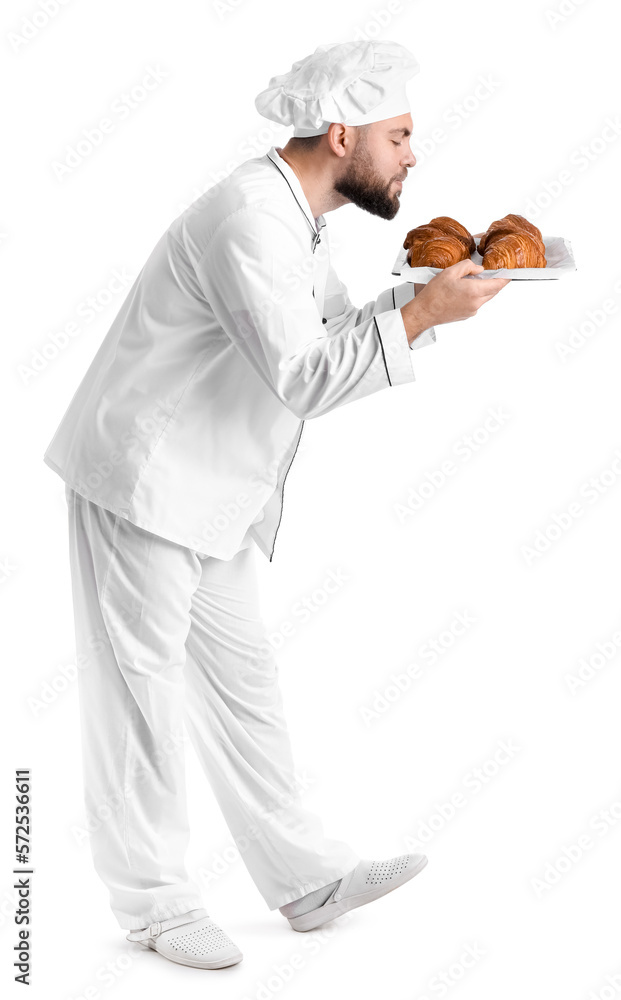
top-left (449, 258), bottom-right (485, 275)
top-left (475, 277), bottom-right (512, 293)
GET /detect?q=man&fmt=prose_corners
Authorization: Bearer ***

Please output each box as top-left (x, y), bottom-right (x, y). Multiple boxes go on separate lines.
top-left (43, 40), bottom-right (510, 971)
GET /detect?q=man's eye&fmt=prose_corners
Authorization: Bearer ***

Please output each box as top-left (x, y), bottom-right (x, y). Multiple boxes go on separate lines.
top-left (392, 140), bottom-right (402, 146)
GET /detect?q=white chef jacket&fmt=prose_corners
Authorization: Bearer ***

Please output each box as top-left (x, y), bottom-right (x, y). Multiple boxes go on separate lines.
top-left (43, 145), bottom-right (436, 562)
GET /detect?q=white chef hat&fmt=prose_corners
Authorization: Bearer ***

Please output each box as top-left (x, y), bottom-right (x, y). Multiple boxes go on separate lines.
top-left (255, 40), bottom-right (419, 138)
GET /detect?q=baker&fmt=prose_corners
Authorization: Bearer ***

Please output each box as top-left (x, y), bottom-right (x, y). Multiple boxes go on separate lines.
top-left (43, 39), bottom-right (510, 972)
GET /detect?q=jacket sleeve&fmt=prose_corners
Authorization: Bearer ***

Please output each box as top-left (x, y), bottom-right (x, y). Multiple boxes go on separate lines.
top-left (190, 205), bottom-right (435, 420)
top-left (322, 261), bottom-right (437, 353)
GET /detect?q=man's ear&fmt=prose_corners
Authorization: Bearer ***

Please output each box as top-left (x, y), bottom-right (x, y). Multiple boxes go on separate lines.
top-left (326, 123), bottom-right (350, 158)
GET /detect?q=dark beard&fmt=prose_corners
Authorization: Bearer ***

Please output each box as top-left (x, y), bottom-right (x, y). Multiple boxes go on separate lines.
top-left (333, 136), bottom-right (401, 220)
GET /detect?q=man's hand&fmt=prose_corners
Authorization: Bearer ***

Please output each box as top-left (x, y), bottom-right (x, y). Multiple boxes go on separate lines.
top-left (400, 259), bottom-right (511, 345)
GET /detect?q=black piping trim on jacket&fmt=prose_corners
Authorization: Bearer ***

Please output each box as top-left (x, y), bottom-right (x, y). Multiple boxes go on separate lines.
top-left (392, 287), bottom-right (396, 309)
top-left (263, 151), bottom-right (322, 559)
top-left (269, 420), bottom-right (305, 562)
top-left (374, 316), bottom-right (392, 386)
top-left (266, 156), bottom-right (320, 243)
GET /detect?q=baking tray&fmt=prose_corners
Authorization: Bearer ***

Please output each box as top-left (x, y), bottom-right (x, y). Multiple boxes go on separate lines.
top-left (391, 235), bottom-right (576, 281)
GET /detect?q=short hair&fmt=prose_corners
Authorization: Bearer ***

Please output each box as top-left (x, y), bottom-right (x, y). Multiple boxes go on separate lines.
top-left (285, 123), bottom-right (369, 153)
top-left (285, 133), bottom-right (325, 153)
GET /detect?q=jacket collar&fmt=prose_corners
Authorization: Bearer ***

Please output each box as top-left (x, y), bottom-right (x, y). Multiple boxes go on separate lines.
top-left (266, 146), bottom-right (326, 239)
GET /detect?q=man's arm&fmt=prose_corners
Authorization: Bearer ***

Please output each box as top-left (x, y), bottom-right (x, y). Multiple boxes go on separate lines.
top-left (190, 206), bottom-right (425, 421)
top-left (321, 264), bottom-right (437, 353)
top-left (374, 280), bottom-right (437, 351)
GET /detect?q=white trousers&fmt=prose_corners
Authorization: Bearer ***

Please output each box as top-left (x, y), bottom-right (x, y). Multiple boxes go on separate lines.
top-left (65, 486), bottom-right (360, 929)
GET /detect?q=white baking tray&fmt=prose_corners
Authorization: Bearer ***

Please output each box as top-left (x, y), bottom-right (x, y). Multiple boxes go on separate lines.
top-left (391, 234), bottom-right (576, 281)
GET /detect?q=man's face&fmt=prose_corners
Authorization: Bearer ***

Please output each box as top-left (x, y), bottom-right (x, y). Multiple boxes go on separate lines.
top-left (333, 114), bottom-right (416, 220)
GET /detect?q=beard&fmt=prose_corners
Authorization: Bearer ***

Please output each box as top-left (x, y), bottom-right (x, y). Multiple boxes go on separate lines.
top-left (333, 134), bottom-right (402, 220)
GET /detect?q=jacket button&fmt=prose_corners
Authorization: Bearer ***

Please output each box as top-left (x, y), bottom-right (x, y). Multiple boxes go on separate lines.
top-left (322, 317), bottom-right (327, 324)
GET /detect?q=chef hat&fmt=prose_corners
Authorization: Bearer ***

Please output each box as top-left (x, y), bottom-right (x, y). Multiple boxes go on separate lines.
top-left (255, 40), bottom-right (419, 138)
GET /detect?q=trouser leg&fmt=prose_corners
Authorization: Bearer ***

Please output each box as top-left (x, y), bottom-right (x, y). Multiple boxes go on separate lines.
top-left (66, 487), bottom-right (207, 930)
top-left (182, 543), bottom-right (360, 910)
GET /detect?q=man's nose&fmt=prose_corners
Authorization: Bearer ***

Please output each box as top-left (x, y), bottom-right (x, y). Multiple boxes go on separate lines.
top-left (403, 148), bottom-right (416, 168)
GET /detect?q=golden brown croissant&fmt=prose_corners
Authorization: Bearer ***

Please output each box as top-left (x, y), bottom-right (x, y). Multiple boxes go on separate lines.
top-left (428, 216), bottom-right (476, 255)
top-left (404, 216), bottom-right (474, 266)
top-left (403, 223), bottom-right (446, 251)
top-left (481, 231), bottom-right (547, 269)
top-left (403, 212), bottom-right (546, 269)
top-left (483, 227), bottom-right (546, 264)
top-left (404, 226), bottom-right (448, 264)
top-left (409, 234), bottom-right (471, 268)
top-left (478, 214), bottom-right (543, 255)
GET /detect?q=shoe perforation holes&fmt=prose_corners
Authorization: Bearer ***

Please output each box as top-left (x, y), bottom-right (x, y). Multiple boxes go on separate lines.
top-left (167, 925), bottom-right (233, 955)
top-left (365, 855), bottom-right (410, 885)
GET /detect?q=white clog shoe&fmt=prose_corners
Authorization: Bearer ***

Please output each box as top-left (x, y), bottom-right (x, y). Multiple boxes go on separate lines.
top-left (281, 853), bottom-right (428, 932)
top-left (126, 908), bottom-right (243, 968)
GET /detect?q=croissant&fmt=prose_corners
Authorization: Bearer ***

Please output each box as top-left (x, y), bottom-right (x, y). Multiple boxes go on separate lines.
top-left (409, 234), bottom-right (472, 268)
top-left (404, 216), bottom-right (475, 266)
top-left (429, 216), bottom-right (476, 255)
top-left (403, 212), bottom-right (546, 269)
top-left (403, 223), bottom-right (447, 251)
top-left (478, 213), bottom-right (544, 255)
top-left (483, 226), bottom-right (546, 262)
top-left (404, 227), bottom-right (447, 264)
top-left (481, 231), bottom-right (547, 269)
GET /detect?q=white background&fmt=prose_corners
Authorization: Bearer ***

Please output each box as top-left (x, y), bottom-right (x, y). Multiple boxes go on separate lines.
top-left (4, 0), bottom-right (621, 997)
